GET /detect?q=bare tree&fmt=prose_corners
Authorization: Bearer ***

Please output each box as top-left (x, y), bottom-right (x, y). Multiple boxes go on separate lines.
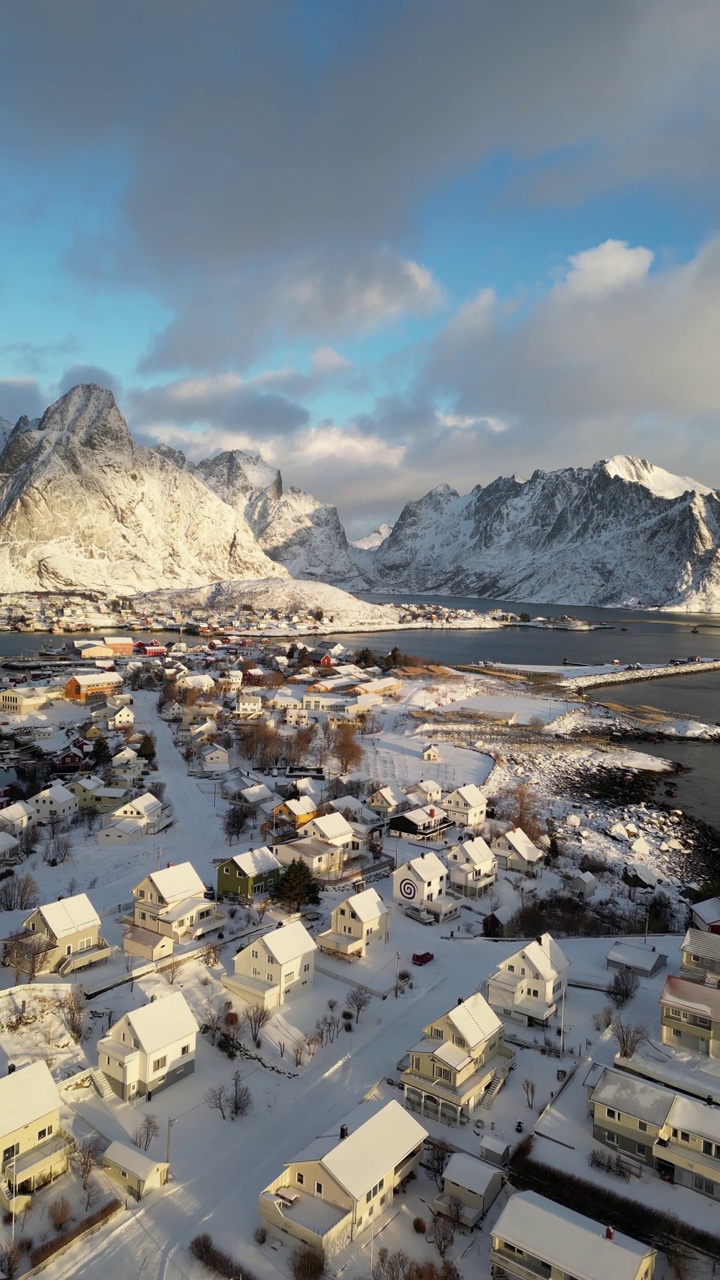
top-left (445, 1196), bottom-right (464, 1232)
top-left (201, 940), bottom-right (221, 966)
top-left (58, 987), bottom-right (88, 1042)
top-left (74, 1136), bottom-right (102, 1190)
top-left (347, 984), bottom-right (371, 1024)
top-left (290, 1244), bottom-right (326, 1280)
top-left (84, 1176), bottom-right (102, 1213)
top-left (293, 1042), bottom-right (305, 1067)
top-left (133, 1113), bottom-right (160, 1151)
top-left (607, 969), bottom-right (640, 1009)
top-left (202, 997), bottom-right (226, 1045)
top-left (230, 1068), bottom-right (252, 1119)
top-left (205, 1084), bottom-right (229, 1120)
top-left (0, 871), bottom-right (39, 912)
top-left (165, 955), bottom-right (181, 985)
top-left (611, 1018), bottom-right (649, 1059)
top-left (49, 1195), bottom-right (72, 1232)
top-left (431, 1216), bottom-right (455, 1259)
top-left (331, 725), bottom-right (362, 773)
top-left (7, 930), bottom-right (50, 982)
top-left (522, 1078), bottom-right (537, 1109)
top-left (426, 1138), bottom-right (452, 1190)
top-left (0, 1240), bottom-right (23, 1280)
top-left (245, 1004), bottom-right (272, 1047)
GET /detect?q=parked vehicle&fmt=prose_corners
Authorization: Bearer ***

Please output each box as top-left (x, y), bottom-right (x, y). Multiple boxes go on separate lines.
top-left (412, 951), bottom-right (434, 966)
top-left (404, 905), bottom-right (434, 925)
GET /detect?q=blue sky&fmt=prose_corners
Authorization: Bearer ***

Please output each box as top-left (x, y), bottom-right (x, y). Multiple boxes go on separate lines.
top-left (2, 1), bottom-right (720, 533)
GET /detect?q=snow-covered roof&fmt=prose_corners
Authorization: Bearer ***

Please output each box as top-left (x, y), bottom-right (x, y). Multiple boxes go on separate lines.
top-left (667, 1094), bottom-right (720, 1145)
top-left (285, 796), bottom-right (317, 817)
top-left (660, 975), bottom-right (720, 1020)
top-left (263, 920), bottom-right (317, 965)
top-left (241, 783), bottom-right (274, 804)
top-left (590, 1068), bottom-right (673, 1128)
top-left (126, 792), bottom-right (162, 817)
top-left (147, 862), bottom-right (206, 903)
top-left (607, 941), bottom-right (666, 972)
top-left (68, 671), bottom-right (123, 686)
top-left (434, 1040), bottom-right (472, 1070)
top-left (692, 896), bottom-right (720, 926)
top-left (404, 851), bottom-right (447, 882)
top-left (34, 782), bottom-right (75, 804)
top-left (0, 1061), bottom-right (60, 1140)
top-left (682, 928), bottom-right (720, 962)
top-left (342, 887), bottom-right (388, 924)
top-left (398, 806), bottom-right (447, 826)
top-left (444, 1152), bottom-right (498, 1197)
top-left (295, 1100), bottom-right (426, 1200)
top-left (229, 847), bottom-right (280, 877)
top-left (310, 812), bottom-right (353, 840)
top-left (125, 991), bottom-right (197, 1055)
top-left (454, 836), bottom-right (494, 866)
top-left (34, 892), bottom-right (100, 939)
top-left (445, 992), bottom-right (501, 1048)
top-left (103, 1140), bottom-right (167, 1180)
top-left (0, 800), bottom-right (34, 821)
top-left (500, 827), bottom-right (542, 860)
top-left (445, 784), bottom-right (486, 807)
top-left (517, 933), bottom-right (570, 980)
top-left (370, 785), bottom-right (406, 807)
top-left (0, 831), bottom-right (18, 853)
top-left (492, 1191), bottom-right (654, 1280)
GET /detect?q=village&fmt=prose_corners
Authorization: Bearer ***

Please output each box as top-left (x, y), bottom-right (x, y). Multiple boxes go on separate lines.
top-left (0, 634), bottom-right (718, 1280)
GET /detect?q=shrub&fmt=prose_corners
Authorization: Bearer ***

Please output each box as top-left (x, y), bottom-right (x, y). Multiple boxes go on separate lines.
top-left (290, 1244), bottom-right (326, 1280)
top-left (49, 1196), bottom-right (72, 1233)
top-left (253, 1226), bottom-right (267, 1245)
top-left (344, 1021), bottom-right (353, 1032)
top-left (30, 1200), bottom-right (122, 1267)
top-left (413, 1216), bottom-right (427, 1234)
top-left (189, 1232), bottom-right (259, 1280)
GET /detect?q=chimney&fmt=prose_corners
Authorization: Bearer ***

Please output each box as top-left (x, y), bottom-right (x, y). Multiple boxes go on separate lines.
top-left (604, 1227), bottom-right (614, 1242)
top-left (339, 1124), bottom-right (349, 1140)
top-left (457, 996), bottom-right (464, 1005)
top-left (8, 1063), bottom-right (15, 1074)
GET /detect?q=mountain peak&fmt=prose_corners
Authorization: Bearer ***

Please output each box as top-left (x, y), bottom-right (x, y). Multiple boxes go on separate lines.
top-left (601, 454), bottom-right (716, 500)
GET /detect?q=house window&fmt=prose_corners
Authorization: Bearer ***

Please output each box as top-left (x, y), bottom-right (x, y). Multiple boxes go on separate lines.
top-left (606, 1108), bottom-right (616, 1119)
top-left (636, 1144), bottom-right (647, 1156)
top-left (315, 1182), bottom-right (323, 1195)
top-left (606, 1132), bottom-right (618, 1145)
top-left (181, 1045), bottom-right (190, 1056)
top-left (304, 963), bottom-right (310, 972)
top-left (266, 972), bottom-right (273, 982)
top-left (669, 1007), bottom-right (681, 1017)
top-left (638, 1121), bottom-right (648, 1132)
top-left (253, 967), bottom-right (259, 977)
top-left (680, 1131), bottom-right (690, 1143)
top-left (153, 1056), bottom-right (167, 1072)
top-left (3, 1143), bottom-right (19, 1163)
top-left (694, 1175), bottom-right (715, 1195)
top-left (340, 908), bottom-right (346, 916)
top-left (672, 1029), bottom-right (682, 1038)
top-left (37, 1128), bottom-right (48, 1140)
top-left (285, 972), bottom-right (295, 982)
top-left (296, 1172), bottom-right (304, 1185)
top-left (251, 950), bottom-right (258, 959)
top-left (697, 1017), bottom-right (711, 1029)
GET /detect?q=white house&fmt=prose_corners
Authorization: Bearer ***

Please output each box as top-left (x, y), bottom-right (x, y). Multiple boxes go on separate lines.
top-left (199, 743), bottom-right (230, 772)
top-left (98, 792), bottom-right (172, 844)
top-left (433, 1151), bottom-right (503, 1227)
top-left (490, 1191), bottom-right (656, 1280)
top-left (223, 919), bottom-right (317, 1009)
top-left (447, 836), bottom-right (496, 897)
top-left (235, 694), bottom-right (263, 719)
top-left (691, 896), bottom-right (720, 932)
top-left (97, 991), bottom-right (198, 1101)
top-left (317, 887), bottom-right (390, 959)
top-left (0, 831), bottom-right (20, 864)
top-left (410, 778), bottom-right (443, 806)
top-left (422, 743), bottom-right (440, 762)
top-left (304, 812), bottom-right (355, 848)
top-left (123, 862), bottom-right (222, 959)
top-left (30, 783), bottom-right (78, 824)
top-left (491, 826), bottom-right (544, 875)
top-left (366, 785), bottom-right (408, 818)
top-left (487, 933), bottom-right (570, 1026)
top-left (0, 799), bottom-right (35, 837)
top-left (442, 784), bottom-right (487, 829)
top-left (107, 704), bottom-right (135, 730)
top-left (392, 851), bottom-right (448, 910)
top-left (274, 836), bottom-right (349, 880)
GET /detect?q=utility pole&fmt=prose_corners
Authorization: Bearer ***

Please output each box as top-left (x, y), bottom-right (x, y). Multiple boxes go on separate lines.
top-left (395, 951), bottom-right (401, 998)
top-left (559, 983), bottom-right (566, 1054)
top-left (166, 1116), bottom-right (176, 1170)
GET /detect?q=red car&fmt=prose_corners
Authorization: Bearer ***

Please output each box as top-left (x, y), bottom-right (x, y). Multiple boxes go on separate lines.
top-left (412, 951), bottom-right (434, 966)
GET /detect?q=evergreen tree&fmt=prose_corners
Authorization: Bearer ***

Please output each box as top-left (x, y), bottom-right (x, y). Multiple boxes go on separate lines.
top-left (90, 735), bottom-right (111, 767)
top-left (273, 859), bottom-right (321, 914)
top-left (137, 732), bottom-right (157, 761)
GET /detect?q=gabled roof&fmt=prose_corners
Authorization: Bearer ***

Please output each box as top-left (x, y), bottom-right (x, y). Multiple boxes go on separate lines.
top-left (228, 847), bottom-right (280, 878)
top-left (403, 852), bottom-right (447, 882)
top-left (146, 862), bottom-right (206, 903)
top-left (0, 1061), bottom-right (60, 1140)
top-left (452, 836), bottom-right (494, 867)
top-left (692, 896), bottom-right (720, 926)
top-left (492, 1191), bottom-right (654, 1280)
top-left (124, 991), bottom-right (197, 1055)
top-left (590, 1068), bottom-right (673, 1128)
top-left (0, 800), bottom-right (34, 821)
top-left (445, 992), bottom-right (501, 1047)
top-left (33, 892), bottom-right (100, 939)
top-left (263, 919), bottom-right (317, 965)
top-left (499, 827), bottom-right (542, 860)
top-left (444, 1152), bottom-right (498, 1196)
top-left (295, 1100), bottom-right (426, 1201)
top-left (444, 784), bottom-right (486, 807)
top-left (660, 975), bottom-right (720, 1020)
top-left (34, 782), bottom-right (76, 804)
top-left (125, 792), bottom-right (162, 818)
top-left (682, 927), bottom-right (720, 962)
top-left (284, 796), bottom-right (317, 817)
top-left (341, 887), bottom-right (388, 923)
top-left (68, 671), bottom-right (123, 686)
top-left (104, 1140), bottom-right (167, 1180)
top-left (309, 812), bottom-right (353, 840)
top-left (515, 933), bottom-right (570, 980)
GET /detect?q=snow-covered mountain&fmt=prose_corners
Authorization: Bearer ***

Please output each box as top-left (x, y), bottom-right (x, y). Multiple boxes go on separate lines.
top-left (1, 384), bottom-right (719, 610)
top-left (0, 386), bottom-right (285, 593)
top-left (367, 458), bottom-right (720, 610)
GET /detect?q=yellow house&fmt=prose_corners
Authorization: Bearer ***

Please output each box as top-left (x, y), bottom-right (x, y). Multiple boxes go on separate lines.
top-left (660, 975), bottom-right (720, 1058)
top-left (490, 1191), bottom-right (656, 1280)
top-left (223, 919), bottom-right (317, 1010)
top-left (0, 1062), bottom-right (72, 1213)
top-left (14, 892), bottom-right (110, 975)
top-left (259, 1099), bottom-right (426, 1255)
top-left (317, 887), bottom-right (390, 959)
top-left (401, 991), bottom-right (514, 1127)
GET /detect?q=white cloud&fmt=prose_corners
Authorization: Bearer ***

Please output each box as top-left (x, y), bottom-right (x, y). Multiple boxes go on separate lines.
top-left (436, 410), bottom-right (507, 433)
top-left (559, 239), bottom-right (654, 299)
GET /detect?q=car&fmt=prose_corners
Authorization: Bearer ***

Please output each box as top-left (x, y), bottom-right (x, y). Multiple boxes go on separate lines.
top-left (412, 951), bottom-right (434, 966)
top-left (404, 905), bottom-right (434, 925)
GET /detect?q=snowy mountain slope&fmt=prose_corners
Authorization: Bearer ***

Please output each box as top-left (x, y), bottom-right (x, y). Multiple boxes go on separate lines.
top-left (367, 459), bottom-right (720, 610)
top-left (0, 386), bottom-right (286, 593)
top-left (132, 577), bottom-right (400, 629)
top-left (351, 523), bottom-right (394, 550)
top-left (164, 446), bottom-right (371, 589)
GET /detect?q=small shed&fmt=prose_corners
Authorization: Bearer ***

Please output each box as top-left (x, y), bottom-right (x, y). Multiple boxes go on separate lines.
top-left (606, 941), bottom-right (667, 977)
top-left (479, 1133), bottom-right (511, 1167)
top-left (483, 905), bottom-right (514, 938)
top-left (434, 1152), bottom-right (503, 1226)
top-left (102, 1140), bottom-right (169, 1200)
top-left (422, 743), bottom-right (440, 762)
top-left (572, 870), bottom-right (596, 900)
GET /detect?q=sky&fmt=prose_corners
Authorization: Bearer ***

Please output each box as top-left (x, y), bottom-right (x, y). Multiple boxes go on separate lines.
top-left (2, 0), bottom-right (720, 536)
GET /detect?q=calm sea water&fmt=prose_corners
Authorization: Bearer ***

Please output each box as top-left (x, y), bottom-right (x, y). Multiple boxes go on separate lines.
top-left (2, 600), bottom-right (719, 828)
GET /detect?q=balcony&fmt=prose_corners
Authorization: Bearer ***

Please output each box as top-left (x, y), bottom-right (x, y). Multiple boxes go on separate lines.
top-left (260, 1186), bottom-right (350, 1242)
top-left (490, 1246), bottom-right (551, 1280)
top-left (57, 937), bottom-right (112, 974)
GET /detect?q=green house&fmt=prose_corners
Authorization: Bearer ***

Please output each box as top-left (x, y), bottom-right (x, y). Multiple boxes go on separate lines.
top-left (217, 846), bottom-right (282, 901)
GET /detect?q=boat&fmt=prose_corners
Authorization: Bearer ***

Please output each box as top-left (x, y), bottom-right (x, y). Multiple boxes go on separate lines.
top-left (691, 627), bottom-right (699, 634)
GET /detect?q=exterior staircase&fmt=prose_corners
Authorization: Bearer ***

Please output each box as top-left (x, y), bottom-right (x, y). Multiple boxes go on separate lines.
top-left (480, 1072), bottom-right (505, 1109)
top-left (92, 1068), bottom-right (115, 1101)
